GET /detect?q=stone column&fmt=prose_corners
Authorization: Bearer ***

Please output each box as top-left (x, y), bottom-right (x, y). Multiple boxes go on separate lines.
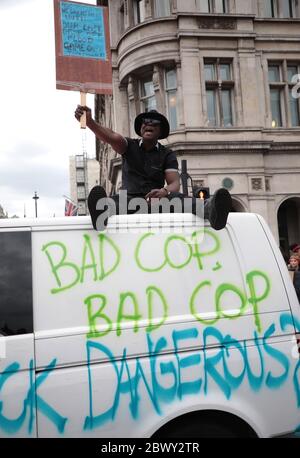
top-left (180, 38), bottom-right (203, 127)
top-left (175, 60), bottom-right (185, 127)
top-left (127, 76), bottom-right (138, 137)
top-left (238, 47), bottom-right (262, 127)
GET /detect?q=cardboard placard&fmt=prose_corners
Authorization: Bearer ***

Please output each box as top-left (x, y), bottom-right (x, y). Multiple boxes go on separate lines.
top-left (53, 0), bottom-right (112, 94)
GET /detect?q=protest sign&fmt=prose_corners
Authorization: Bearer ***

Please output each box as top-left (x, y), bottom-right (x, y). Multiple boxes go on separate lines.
top-left (53, 0), bottom-right (113, 126)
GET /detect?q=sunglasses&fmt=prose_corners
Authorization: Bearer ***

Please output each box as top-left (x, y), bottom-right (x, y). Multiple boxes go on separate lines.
top-left (142, 118), bottom-right (161, 126)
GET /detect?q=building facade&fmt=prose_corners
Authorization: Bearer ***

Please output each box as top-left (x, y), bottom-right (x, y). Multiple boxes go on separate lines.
top-left (69, 155), bottom-right (100, 215)
top-left (96, 0), bottom-right (300, 257)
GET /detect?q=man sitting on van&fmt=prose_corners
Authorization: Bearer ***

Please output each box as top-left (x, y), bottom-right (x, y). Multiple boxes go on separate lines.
top-left (74, 106), bottom-right (232, 231)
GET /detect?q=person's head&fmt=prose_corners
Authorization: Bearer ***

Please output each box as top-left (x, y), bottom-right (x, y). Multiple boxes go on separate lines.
top-left (134, 110), bottom-right (170, 141)
top-left (289, 255), bottom-right (300, 269)
top-left (292, 244), bottom-right (300, 256)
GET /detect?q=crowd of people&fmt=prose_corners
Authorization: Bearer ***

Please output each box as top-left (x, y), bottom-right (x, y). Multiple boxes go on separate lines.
top-left (287, 244), bottom-right (300, 303)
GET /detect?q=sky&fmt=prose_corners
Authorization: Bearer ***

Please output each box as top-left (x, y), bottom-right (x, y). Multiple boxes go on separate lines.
top-left (0, 0), bottom-right (97, 218)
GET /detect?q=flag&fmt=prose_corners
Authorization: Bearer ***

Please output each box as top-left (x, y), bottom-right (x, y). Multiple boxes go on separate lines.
top-left (64, 198), bottom-right (78, 216)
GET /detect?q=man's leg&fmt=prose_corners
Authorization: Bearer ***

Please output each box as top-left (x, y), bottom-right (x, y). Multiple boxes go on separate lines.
top-left (167, 189), bottom-right (232, 230)
top-left (87, 187), bottom-right (150, 231)
top-left (87, 186), bottom-right (108, 230)
top-left (203, 189), bottom-right (232, 230)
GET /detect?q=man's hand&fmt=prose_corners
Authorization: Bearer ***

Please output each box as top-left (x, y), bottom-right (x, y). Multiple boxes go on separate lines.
top-left (75, 105), bottom-right (92, 126)
top-left (145, 188), bottom-right (168, 200)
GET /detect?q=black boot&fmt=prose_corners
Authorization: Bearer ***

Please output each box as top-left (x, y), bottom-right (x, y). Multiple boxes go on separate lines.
top-left (206, 188), bottom-right (232, 230)
top-left (87, 186), bottom-right (107, 230)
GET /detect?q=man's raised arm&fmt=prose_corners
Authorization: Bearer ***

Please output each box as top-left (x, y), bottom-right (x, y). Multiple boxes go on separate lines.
top-left (75, 105), bottom-right (127, 155)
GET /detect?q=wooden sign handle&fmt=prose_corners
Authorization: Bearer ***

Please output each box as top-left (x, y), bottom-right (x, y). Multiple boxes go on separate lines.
top-left (80, 92), bottom-right (87, 129)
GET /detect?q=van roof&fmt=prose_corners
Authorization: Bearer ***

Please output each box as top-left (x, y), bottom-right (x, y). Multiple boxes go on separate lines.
top-left (0, 212), bottom-right (260, 230)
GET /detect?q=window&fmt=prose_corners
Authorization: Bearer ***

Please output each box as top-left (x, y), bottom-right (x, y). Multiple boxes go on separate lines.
top-left (119, 1), bottom-right (125, 34)
top-left (154, 0), bottom-right (170, 17)
top-left (268, 62), bottom-right (300, 127)
top-left (268, 64), bottom-right (281, 82)
top-left (134, 0), bottom-right (147, 24)
top-left (288, 65), bottom-right (300, 126)
top-left (140, 78), bottom-right (156, 112)
top-left (133, 66), bottom-right (178, 129)
top-left (268, 64), bottom-right (284, 127)
top-left (165, 69), bottom-right (178, 130)
top-left (76, 169), bottom-right (85, 183)
top-left (264, 0), bottom-right (276, 17)
top-left (270, 88), bottom-right (283, 127)
top-left (282, 0), bottom-right (294, 17)
top-left (204, 60), bottom-right (234, 127)
top-left (77, 185), bottom-right (86, 199)
top-left (289, 88), bottom-right (299, 126)
top-left (0, 231), bottom-right (33, 335)
top-left (75, 156), bottom-right (84, 168)
top-left (78, 201), bottom-right (87, 215)
top-left (264, 0), bottom-right (296, 18)
top-left (197, 0), bottom-right (228, 13)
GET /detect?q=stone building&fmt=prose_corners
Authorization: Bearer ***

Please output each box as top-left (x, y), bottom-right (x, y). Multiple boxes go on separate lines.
top-left (69, 155), bottom-right (100, 215)
top-left (95, 0), bottom-right (300, 256)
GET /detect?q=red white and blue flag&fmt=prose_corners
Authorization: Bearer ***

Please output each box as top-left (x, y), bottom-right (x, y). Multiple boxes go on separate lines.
top-left (64, 198), bottom-right (78, 216)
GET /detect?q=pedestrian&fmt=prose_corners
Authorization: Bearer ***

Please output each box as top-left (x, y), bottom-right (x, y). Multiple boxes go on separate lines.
top-left (74, 106), bottom-right (232, 231)
top-left (287, 255), bottom-right (300, 303)
top-left (288, 255), bottom-right (300, 271)
top-left (291, 244), bottom-right (300, 258)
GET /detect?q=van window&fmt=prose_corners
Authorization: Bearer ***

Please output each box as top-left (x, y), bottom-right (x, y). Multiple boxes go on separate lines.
top-left (0, 231), bottom-right (33, 335)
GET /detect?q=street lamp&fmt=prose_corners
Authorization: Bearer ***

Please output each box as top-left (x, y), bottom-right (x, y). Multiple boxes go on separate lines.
top-left (32, 191), bottom-right (39, 218)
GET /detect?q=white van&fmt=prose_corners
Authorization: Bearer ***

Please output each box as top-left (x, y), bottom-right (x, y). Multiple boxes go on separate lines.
top-left (0, 213), bottom-right (299, 438)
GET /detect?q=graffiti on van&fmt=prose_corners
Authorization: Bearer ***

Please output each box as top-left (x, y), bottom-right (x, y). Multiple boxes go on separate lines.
top-left (0, 358), bottom-right (67, 435)
top-left (0, 230), bottom-right (294, 436)
top-left (42, 234), bottom-right (121, 293)
top-left (0, 313), bottom-right (299, 436)
top-left (84, 313), bottom-right (300, 431)
top-left (42, 230), bottom-right (270, 334)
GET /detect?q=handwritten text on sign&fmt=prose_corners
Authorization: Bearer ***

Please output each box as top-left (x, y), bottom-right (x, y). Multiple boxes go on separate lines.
top-left (60, 1), bottom-right (106, 59)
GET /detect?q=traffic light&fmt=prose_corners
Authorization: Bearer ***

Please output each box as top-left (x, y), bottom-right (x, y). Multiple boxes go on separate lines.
top-left (193, 187), bottom-right (210, 200)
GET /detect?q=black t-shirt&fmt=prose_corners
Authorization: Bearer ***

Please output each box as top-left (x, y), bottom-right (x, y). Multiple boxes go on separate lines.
top-left (121, 138), bottom-right (178, 196)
